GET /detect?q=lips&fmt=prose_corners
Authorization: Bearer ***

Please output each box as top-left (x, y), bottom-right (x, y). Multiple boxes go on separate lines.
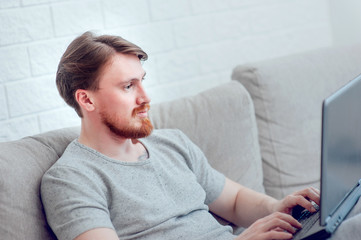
top-left (133, 104), bottom-right (150, 118)
top-left (137, 111), bottom-right (148, 118)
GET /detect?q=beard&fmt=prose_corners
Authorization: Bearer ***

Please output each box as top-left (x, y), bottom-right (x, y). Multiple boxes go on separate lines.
top-left (100, 104), bottom-right (153, 139)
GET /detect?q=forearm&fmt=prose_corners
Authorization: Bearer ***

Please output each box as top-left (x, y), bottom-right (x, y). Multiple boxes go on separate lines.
top-left (232, 185), bottom-right (278, 227)
top-left (209, 178), bottom-right (279, 228)
top-left (215, 179), bottom-right (320, 227)
top-left (209, 179), bottom-right (320, 240)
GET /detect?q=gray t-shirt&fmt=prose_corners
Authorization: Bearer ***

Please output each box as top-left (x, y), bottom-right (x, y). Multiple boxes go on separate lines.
top-left (41, 129), bottom-right (235, 240)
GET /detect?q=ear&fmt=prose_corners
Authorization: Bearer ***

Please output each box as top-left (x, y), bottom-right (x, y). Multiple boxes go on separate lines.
top-left (75, 89), bottom-right (95, 113)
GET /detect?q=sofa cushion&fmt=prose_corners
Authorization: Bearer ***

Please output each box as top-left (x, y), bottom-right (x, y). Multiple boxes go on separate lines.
top-left (232, 44), bottom-right (361, 199)
top-left (150, 81), bottom-right (264, 193)
top-left (0, 127), bottom-right (79, 240)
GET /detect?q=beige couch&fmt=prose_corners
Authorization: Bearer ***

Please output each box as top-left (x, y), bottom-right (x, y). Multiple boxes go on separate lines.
top-left (232, 43), bottom-right (361, 199)
top-left (1, 43), bottom-right (361, 239)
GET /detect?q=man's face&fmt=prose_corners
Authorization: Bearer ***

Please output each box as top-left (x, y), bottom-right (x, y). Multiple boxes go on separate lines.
top-left (92, 53), bottom-right (153, 139)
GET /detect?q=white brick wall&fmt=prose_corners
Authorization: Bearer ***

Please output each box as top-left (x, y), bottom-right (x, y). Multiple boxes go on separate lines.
top-left (0, 5), bottom-right (53, 45)
top-left (0, 0), bottom-right (334, 142)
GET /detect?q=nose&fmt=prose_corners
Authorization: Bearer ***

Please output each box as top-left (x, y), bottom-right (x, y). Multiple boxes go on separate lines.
top-left (136, 84), bottom-right (151, 105)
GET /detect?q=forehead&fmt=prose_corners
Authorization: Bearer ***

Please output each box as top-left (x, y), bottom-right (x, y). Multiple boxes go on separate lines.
top-left (98, 53), bottom-right (144, 84)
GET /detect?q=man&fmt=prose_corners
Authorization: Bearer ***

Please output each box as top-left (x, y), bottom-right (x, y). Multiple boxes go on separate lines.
top-left (41, 31), bottom-right (320, 240)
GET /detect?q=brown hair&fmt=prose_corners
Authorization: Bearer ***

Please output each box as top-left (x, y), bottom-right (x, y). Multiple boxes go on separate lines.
top-left (56, 31), bottom-right (148, 117)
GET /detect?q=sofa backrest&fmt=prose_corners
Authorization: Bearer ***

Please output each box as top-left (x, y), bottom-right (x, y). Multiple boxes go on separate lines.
top-left (0, 81), bottom-right (264, 239)
top-left (232, 43), bottom-right (361, 199)
top-left (0, 127), bottom-right (79, 239)
top-left (150, 81), bottom-right (264, 192)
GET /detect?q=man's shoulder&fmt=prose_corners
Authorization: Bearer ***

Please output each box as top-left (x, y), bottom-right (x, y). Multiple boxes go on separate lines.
top-left (41, 139), bottom-right (105, 191)
top-left (56, 139), bottom-right (83, 163)
top-left (43, 139), bottom-right (91, 175)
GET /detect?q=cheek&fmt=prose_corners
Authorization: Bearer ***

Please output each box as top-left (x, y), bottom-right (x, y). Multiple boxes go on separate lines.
top-left (101, 95), bottom-right (133, 114)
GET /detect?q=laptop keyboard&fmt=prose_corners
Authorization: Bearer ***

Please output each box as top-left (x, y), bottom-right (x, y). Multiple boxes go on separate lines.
top-left (292, 206), bottom-right (320, 240)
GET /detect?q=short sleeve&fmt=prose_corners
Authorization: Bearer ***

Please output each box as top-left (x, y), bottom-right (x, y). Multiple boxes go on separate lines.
top-left (41, 166), bottom-right (115, 240)
top-left (177, 130), bottom-right (226, 205)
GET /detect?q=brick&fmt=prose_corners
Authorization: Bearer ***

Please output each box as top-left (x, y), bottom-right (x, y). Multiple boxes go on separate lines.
top-left (212, 10), bottom-right (251, 41)
top-left (279, 24), bottom-right (333, 55)
top-left (0, 86), bottom-right (8, 120)
top-left (39, 107), bottom-right (80, 132)
top-left (148, 0), bottom-right (191, 21)
top-left (292, 0), bottom-right (330, 23)
top-left (190, 0), bottom-right (228, 14)
top-left (249, 1), bottom-right (330, 34)
top-left (180, 73), bottom-right (224, 97)
top-left (52, 0), bottom-right (103, 37)
top-left (147, 72), bottom-right (222, 104)
top-left (173, 11), bottom-right (251, 48)
top-left (22, 0), bottom-right (65, 6)
top-left (28, 37), bottom-right (72, 76)
top-left (228, 0), bottom-right (266, 8)
top-left (0, 0), bottom-right (21, 9)
top-left (218, 70), bottom-right (233, 84)
top-left (153, 48), bottom-right (200, 84)
top-left (0, 123), bottom-right (6, 142)
top-left (173, 15), bottom-right (215, 48)
top-left (248, 5), bottom-right (287, 33)
top-left (198, 40), bottom-right (247, 74)
top-left (6, 76), bottom-right (64, 117)
top-left (0, 46), bottom-right (31, 82)
top-left (116, 22), bottom-right (174, 54)
top-left (0, 6), bottom-right (53, 46)
top-left (235, 22), bottom-right (332, 64)
top-left (0, 116), bottom-right (39, 142)
top-left (237, 35), bottom-right (281, 63)
top-left (103, 0), bottom-right (149, 29)
top-left (146, 83), bottom-right (180, 104)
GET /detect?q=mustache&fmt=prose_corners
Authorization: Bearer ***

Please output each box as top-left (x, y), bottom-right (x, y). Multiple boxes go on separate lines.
top-left (132, 104), bottom-right (150, 116)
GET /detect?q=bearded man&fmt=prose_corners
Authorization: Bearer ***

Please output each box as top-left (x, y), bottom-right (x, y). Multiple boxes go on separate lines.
top-left (41, 32), bottom-right (320, 240)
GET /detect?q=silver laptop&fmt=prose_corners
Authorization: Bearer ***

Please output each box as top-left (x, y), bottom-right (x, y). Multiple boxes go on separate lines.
top-left (293, 74), bottom-right (361, 240)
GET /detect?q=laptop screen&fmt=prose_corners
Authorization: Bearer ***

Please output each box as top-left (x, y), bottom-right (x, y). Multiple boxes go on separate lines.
top-left (320, 74), bottom-right (361, 226)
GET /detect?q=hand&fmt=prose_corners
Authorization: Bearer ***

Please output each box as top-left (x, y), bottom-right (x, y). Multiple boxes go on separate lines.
top-left (273, 187), bottom-right (320, 215)
top-left (235, 212), bottom-right (301, 240)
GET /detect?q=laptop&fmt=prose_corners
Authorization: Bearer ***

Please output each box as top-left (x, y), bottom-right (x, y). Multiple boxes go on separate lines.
top-left (292, 74), bottom-right (361, 240)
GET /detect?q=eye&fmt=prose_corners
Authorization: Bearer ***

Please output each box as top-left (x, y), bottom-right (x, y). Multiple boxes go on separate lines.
top-left (124, 82), bottom-right (133, 90)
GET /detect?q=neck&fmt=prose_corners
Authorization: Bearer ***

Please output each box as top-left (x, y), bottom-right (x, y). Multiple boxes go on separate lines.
top-left (78, 118), bottom-right (140, 161)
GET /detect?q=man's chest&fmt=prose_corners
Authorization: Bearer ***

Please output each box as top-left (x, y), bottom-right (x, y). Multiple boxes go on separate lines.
top-left (105, 158), bottom-right (208, 234)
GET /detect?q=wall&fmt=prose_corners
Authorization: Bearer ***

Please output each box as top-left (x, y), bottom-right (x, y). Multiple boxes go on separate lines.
top-left (0, 0), bottom-right (333, 142)
top-left (329, 0), bottom-right (361, 46)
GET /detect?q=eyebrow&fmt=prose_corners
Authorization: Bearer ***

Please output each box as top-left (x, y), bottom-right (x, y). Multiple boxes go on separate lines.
top-left (120, 71), bottom-right (147, 84)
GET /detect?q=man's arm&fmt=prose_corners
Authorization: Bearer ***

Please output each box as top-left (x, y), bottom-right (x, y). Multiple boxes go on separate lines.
top-left (209, 177), bottom-right (320, 227)
top-left (74, 228), bottom-right (119, 240)
top-left (208, 178), bottom-right (278, 227)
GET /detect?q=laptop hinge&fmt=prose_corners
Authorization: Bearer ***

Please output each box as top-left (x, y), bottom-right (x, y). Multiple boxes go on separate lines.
top-left (325, 179), bottom-right (361, 233)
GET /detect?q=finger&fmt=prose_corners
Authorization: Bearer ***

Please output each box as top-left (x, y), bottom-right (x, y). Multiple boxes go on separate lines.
top-left (310, 186), bottom-right (320, 195)
top-left (264, 212), bottom-right (301, 232)
top-left (263, 230), bottom-right (293, 240)
top-left (305, 187), bottom-right (320, 205)
top-left (293, 187), bottom-right (320, 208)
top-left (269, 219), bottom-right (296, 234)
top-left (291, 195), bottom-right (318, 213)
top-left (273, 227), bottom-right (284, 232)
top-left (309, 187), bottom-right (321, 205)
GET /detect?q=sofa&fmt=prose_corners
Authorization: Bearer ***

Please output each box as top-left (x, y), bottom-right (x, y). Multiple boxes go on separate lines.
top-left (1, 43), bottom-right (361, 239)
